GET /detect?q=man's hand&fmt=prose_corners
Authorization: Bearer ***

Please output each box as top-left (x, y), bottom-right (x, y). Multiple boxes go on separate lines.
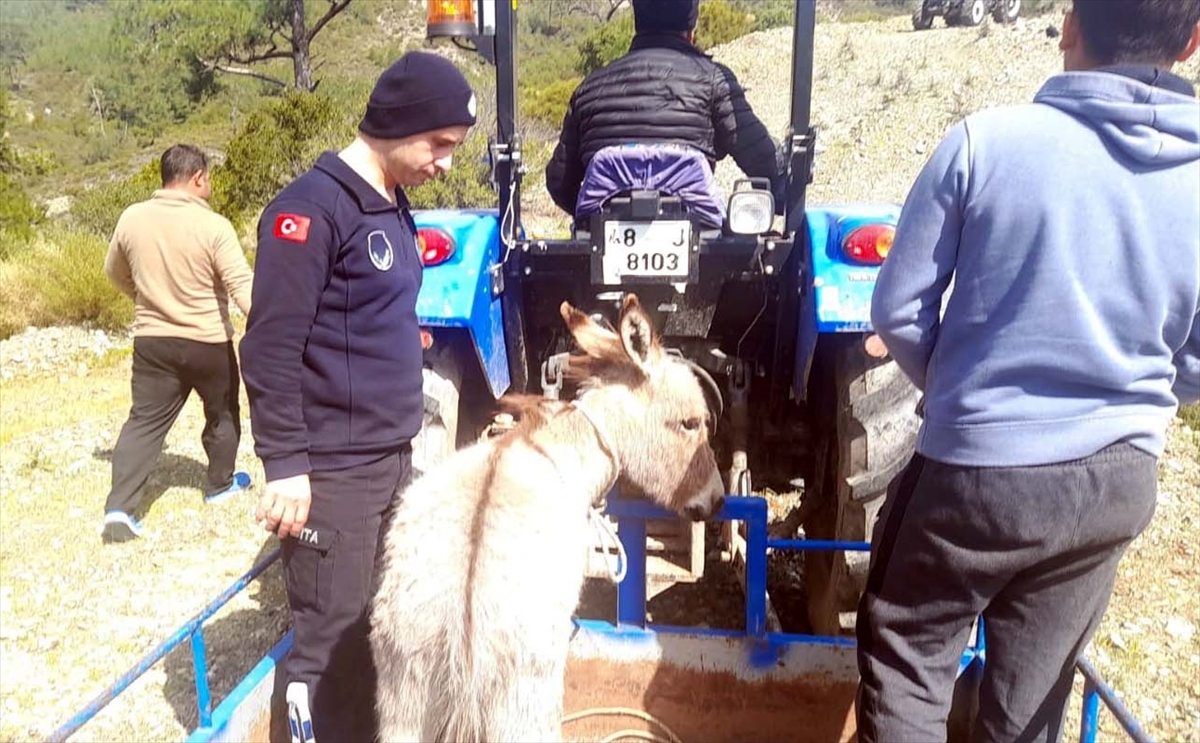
top-left (257, 474), bottom-right (312, 539)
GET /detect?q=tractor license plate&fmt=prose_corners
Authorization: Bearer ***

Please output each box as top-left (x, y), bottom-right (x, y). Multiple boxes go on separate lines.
top-left (601, 221), bottom-right (692, 283)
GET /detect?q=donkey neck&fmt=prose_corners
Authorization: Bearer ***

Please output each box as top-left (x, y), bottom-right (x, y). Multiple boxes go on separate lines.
top-left (570, 399), bottom-right (619, 498)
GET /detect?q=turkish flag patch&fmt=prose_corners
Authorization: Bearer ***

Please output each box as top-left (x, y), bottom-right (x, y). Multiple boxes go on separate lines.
top-left (273, 213), bottom-right (311, 244)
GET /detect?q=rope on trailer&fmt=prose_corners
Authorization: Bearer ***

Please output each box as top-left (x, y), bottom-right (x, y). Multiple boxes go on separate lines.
top-left (588, 506), bottom-right (627, 584)
top-left (562, 707), bottom-right (684, 743)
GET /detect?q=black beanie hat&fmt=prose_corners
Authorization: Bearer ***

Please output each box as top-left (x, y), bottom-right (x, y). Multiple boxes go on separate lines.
top-left (632, 0), bottom-right (700, 33)
top-left (359, 51), bottom-right (477, 141)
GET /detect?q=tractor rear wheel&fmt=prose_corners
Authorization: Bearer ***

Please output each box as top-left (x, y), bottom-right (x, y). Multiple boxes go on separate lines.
top-left (912, 9), bottom-right (934, 30)
top-left (803, 335), bottom-right (920, 635)
top-left (953, 0), bottom-right (987, 26)
top-left (411, 344), bottom-right (463, 478)
top-left (992, 0), bottom-right (1020, 23)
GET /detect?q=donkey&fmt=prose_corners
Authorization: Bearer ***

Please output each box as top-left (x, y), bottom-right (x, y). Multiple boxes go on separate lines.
top-left (369, 293), bottom-right (726, 743)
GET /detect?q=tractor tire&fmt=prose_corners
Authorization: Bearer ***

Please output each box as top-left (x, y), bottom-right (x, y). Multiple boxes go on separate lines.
top-left (912, 9), bottom-right (934, 30)
top-left (992, 0), bottom-right (1020, 23)
top-left (411, 346), bottom-right (463, 478)
top-left (803, 335), bottom-right (920, 636)
top-left (954, 0), bottom-right (988, 26)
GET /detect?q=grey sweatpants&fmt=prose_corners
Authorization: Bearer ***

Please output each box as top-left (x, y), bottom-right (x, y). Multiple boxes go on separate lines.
top-left (856, 442), bottom-right (1157, 743)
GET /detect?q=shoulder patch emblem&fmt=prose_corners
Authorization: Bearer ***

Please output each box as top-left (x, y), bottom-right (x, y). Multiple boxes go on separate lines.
top-left (273, 213), bottom-right (312, 244)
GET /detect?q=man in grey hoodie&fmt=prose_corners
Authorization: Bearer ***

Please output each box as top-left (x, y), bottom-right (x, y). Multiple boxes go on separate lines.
top-left (859, 1), bottom-right (1200, 741)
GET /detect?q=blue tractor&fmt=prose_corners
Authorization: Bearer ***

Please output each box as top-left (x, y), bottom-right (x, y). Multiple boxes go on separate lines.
top-left (410, 0), bottom-right (919, 635)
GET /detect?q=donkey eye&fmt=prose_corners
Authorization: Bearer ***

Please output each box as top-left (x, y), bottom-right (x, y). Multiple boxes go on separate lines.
top-left (681, 417), bottom-right (703, 432)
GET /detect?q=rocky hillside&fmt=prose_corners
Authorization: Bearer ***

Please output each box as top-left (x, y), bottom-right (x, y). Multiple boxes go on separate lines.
top-left (711, 11), bottom-right (1200, 203)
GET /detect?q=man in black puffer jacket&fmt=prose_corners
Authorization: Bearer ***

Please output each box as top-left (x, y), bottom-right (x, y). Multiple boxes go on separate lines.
top-left (545, 0), bottom-right (781, 217)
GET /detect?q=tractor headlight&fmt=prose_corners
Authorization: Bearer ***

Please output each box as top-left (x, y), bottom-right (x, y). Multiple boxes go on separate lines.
top-left (727, 186), bottom-right (774, 235)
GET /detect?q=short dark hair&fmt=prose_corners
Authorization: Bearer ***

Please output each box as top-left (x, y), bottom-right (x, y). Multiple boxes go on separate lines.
top-left (1073, 0), bottom-right (1200, 65)
top-left (159, 144), bottom-right (208, 187)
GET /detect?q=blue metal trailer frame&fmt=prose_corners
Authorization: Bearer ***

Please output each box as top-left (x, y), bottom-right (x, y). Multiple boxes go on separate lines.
top-left (47, 496), bottom-right (1151, 743)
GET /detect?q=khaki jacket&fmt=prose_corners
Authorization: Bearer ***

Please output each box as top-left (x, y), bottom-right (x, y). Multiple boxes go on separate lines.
top-left (105, 189), bottom-right (252, 343)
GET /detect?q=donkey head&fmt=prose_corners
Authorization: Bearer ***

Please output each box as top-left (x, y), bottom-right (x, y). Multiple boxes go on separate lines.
top-left (560, 294), bottom-right (726, 521)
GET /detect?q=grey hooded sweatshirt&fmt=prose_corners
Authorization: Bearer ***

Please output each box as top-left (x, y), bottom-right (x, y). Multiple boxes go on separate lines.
top-left (871, 67), bottom-right (1200, 467)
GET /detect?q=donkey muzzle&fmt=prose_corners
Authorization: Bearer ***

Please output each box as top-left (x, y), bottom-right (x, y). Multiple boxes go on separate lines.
top-left (684, 495), bottom-right (724, 522)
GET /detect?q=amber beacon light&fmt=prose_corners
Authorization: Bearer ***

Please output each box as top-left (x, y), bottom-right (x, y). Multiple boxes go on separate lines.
top-left (427, 0), bottom-right (478, 38)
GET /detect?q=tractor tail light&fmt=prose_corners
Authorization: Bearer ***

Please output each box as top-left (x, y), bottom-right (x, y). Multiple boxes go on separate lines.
top-left (418, 228), bottom-right (456, 267)
top-left (427, 0), bottom-right (477, 38)
top-left (419, 329), bottom-right (434, 350)
top-left (842, 224), bottom-right (895, 265)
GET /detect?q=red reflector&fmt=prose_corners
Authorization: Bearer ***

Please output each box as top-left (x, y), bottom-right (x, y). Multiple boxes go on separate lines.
top-left (419, 330), bottom-right (434, 350)
top-left (842, 224), bottom-right (895, 265)
top-left (417, 228), bottom-right (456, 267)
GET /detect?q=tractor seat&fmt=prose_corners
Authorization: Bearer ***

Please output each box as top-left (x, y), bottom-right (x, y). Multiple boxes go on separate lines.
top-left (574, 144), bottom-right (726, 231)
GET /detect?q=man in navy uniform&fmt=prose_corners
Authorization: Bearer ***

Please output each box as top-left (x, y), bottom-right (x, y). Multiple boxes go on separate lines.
top-left (240, 51), bottom-right (475, 741)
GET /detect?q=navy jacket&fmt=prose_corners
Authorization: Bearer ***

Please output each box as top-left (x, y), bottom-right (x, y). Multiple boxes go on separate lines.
top-left (241, 152), bottom-right (424, 481)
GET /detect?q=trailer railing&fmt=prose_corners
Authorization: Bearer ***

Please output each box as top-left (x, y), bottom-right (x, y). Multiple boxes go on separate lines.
top-left (44, 549), bottom-right (283, 743)
top-left (605, 496), bottom-right (1154, 743)
top-left (48, 496), bottom-right (1151, 743)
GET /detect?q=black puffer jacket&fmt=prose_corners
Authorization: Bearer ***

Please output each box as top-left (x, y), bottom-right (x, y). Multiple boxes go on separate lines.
top-left (545, 33), bottom-right (781, 215)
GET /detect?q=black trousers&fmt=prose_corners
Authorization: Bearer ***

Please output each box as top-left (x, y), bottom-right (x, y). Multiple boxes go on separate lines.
top-left (104, 337), bottom-right (242, 515)
top-left (283, 448), bottom-right (412, 743)
top-left (856, 443), bottom-right (1157, 743)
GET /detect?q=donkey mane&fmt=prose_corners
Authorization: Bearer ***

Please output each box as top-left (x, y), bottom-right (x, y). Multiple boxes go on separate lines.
top-left (493, 394), bottom-right (572, 435)
top-left (562, 353), bottom-right (648, 392)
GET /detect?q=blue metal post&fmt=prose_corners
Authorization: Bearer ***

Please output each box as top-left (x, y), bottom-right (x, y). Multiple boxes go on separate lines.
top-left (743, 498), bottom-right (768, 637)
top-left (1075, 657), bottom-right (1154, 743)
top-left (191, 629), bottom-right (213, 728)
top-left (1080, 678), bottom-right (1101, 743)
top-left (615, 514), bottom-right (647, 627)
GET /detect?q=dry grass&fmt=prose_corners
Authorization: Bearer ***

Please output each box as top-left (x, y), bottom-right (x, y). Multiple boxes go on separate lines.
top-left (0, 350), bottom-right (287, 742)
top-left (0, 227), bottom-right (133, 340)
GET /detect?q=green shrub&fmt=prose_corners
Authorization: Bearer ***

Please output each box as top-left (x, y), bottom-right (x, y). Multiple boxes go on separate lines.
top-left (740, 0), bottom-right (794, 31)
top-left (576, 15), bottom-right (635, 76)
top-left (0, 226), bottom-right (34, 263)
top-left (0, 226), bottom-right (132, 337)
top-left (695, 0), bottom-right (754, 50)
top-left (521, 77), bottom-right (580, 128)
top-left (213, 90), bottom-right (355, 225)
top-left (1, 87), bottom-right (43, 240)
top-left (0, 171), bottom-right (42, 242)
top-left (70, 161), bottom-right (160, 239)
top-left (0, 260), bottom-right (38, 338)
top-left (520, 36), bottom-right (585, 127)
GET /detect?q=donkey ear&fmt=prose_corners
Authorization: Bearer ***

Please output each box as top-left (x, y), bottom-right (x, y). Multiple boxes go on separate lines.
top-left (618, 294), bottom-right (662, 368)
top-left (560, 301), bottom-right (624, 358)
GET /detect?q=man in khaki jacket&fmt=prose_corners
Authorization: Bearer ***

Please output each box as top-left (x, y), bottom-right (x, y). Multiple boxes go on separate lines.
top-left (102, 144), bottom-right (254, 543)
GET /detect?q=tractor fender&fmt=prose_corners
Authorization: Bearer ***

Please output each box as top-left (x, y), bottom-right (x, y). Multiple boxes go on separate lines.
top-left (794, 203), bottom-right (901, 400)
top-left (414, 209), bottom-right (511, 400)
